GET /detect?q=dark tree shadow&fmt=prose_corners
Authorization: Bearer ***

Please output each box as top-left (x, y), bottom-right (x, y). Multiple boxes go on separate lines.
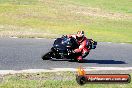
top-left (83, 59), bottom-right (126, 64)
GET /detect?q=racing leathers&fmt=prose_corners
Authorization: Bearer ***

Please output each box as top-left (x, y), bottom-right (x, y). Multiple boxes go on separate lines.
top-left (67, 34), bottom-right (90, 61)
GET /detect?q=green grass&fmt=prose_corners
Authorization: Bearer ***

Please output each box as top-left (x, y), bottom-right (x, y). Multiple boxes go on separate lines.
top-left (0, 0), bottom-right (131, 43)
top-left (0, 72), bottom-right (132, 88)
top-left (69, 0), bottom-right (132, 14)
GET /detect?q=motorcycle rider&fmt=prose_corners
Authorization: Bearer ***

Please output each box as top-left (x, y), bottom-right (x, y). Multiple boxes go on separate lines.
top-left (67, 31), bottom-right (90, 62)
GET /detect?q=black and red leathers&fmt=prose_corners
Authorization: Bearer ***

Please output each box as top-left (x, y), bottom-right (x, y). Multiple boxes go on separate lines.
top-left (67, 34), bottom-right (90, 61)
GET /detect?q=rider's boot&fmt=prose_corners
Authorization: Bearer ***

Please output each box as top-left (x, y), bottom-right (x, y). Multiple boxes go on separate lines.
top-left (77, 56), bottom-right (83, 63)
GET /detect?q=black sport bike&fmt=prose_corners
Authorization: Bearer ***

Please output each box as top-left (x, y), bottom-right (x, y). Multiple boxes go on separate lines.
top-left (42, 35), bottom-right (97, 62)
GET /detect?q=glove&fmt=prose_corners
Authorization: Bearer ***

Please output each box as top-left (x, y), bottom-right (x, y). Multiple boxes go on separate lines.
top-left (72, 50), bottom-right (76, 53)
top-left (74, 49), bottom-right (80, 53)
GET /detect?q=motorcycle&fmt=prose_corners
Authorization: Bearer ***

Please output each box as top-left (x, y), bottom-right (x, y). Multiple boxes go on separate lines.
top-left (42, 35), bottom-right (97, 62)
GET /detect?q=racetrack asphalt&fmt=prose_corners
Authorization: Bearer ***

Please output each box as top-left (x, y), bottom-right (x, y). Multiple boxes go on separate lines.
top-left (0, 38), bottom-right (132, 70)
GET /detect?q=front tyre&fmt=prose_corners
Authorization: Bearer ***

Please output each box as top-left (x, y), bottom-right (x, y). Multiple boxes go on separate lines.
top-left (41, 51), bottom-right (53, 60)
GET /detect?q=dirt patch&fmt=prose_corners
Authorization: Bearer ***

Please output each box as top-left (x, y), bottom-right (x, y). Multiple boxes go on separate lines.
top-left (65, 4), bottom-right (132, 20)
top-left (0, 25), bottom-right (58, 38)
top-left (38, 0), bottom-right (132, 20)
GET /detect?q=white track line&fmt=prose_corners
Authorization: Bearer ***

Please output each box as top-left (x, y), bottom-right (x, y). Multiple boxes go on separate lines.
top-left (120, 43), bottom-right (126, 44)
top-left (9, 36), bottom-right (18, 38)
top-left (35, 38), bottom-right (44, 39)
top-left (84, 67), bottom-right (132, 70)
top-left (107, 42), bottom-right (112, 43)
top-left (0, 67), bottom-right (132, 75)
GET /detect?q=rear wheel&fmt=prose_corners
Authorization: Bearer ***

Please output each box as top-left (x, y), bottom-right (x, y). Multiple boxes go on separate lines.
top-left (41, 51), bottom-right (53, 60)
top-left (77, 59), bottom-right (83, 63)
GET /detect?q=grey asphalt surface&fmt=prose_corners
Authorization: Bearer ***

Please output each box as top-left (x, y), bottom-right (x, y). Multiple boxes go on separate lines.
top-left (0, 38), bottom-right (132, 70)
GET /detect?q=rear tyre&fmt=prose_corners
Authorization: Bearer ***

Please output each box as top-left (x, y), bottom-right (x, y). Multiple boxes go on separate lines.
top-left (78, 60), bottom-right (83, 63)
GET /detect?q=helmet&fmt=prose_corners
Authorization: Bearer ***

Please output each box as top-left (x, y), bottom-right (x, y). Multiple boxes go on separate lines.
top-left (76, 31), bottom-right (84, 41)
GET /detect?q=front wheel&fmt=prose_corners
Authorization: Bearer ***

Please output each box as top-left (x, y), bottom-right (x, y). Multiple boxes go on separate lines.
top-left (41, 51), bottom-right (53, 60)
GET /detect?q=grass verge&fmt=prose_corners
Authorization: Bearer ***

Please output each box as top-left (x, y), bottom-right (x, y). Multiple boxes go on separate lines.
top-left (0, 72), bottom-right (132, 88)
